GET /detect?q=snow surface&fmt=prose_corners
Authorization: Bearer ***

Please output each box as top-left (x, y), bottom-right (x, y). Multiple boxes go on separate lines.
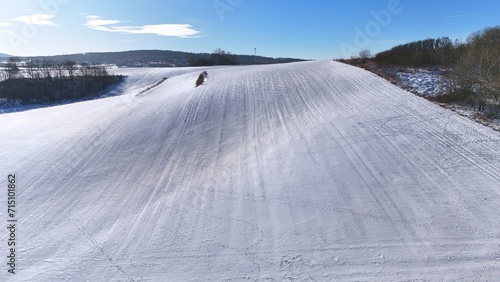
top-left (396, 68), bottom-right (450, 97)
top-left (1, 61), bottom-right (499, 281)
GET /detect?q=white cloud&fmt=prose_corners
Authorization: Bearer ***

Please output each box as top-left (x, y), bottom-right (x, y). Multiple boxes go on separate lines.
top-left (84, 15), bottom-right (200, 38)
top-left (13, 14), bottom-right (56, 26)
top-left (0, 22), bottom-right (10, 27)
top-left (84, 15), bottom-right (121, 27)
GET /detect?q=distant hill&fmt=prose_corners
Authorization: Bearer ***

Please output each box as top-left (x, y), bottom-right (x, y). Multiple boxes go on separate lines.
top-left (28, 50), bottom-right (305, 67)
top-left (0, 53), bottom-right (11, 58)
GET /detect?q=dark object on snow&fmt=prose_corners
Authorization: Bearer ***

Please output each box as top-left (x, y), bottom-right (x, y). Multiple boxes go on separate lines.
top-left (195, 71), bottom-right (208, 87)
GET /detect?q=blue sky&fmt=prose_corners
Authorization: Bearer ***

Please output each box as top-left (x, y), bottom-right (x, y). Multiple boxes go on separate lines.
top-left (0, 0), bottom-right (498, 59)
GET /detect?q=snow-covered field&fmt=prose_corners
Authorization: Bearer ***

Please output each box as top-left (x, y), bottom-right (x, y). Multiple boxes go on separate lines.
top-left (1, 61), bottom-right (499, 281)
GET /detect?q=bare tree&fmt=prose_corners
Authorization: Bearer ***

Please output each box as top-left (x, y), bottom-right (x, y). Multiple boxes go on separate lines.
top-left (5, 57), bottom-right (21, 80)
top-left (41, 59), bottom-right (54, 79)
top-left (91, 65), bottom-right (109, 77)
top-left (80, 62), bottom-right (91, 77)
top-left (63, 60), bottom-right (77, 79)
top-left (0, 67), bottom-right (8, 81)
top-left (26, 59), bottom-right (41, 80)
top-left (359, 49), bottom-right (372, 59)
top-left (53, 61), bottom-right (65, 79)
top-left (452, 26), bottom-right (500, 111)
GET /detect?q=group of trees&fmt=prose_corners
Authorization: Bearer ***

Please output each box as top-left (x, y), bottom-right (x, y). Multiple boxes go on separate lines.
top-left (189, 48), bottom-right (239, 66)
top-left (0, 58), bottom-right (122, 104)
top-left (371, 26), bottom-right (499, 114)
top-left (447, 26), bottom-right (500, 112)
top-left (0, 57), bottom-right (21, 81)
top-left (374, 37), bottom-right (458, 66)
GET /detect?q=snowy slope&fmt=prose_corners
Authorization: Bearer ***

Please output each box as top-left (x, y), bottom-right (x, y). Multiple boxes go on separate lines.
top-left (1, 61), bottom-right (499, 281)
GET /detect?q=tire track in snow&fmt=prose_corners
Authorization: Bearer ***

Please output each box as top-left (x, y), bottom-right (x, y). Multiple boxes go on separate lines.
top-left (3, 61), bottom-right (500, 281)
top-left (342, 71), bottom-right (499, 238)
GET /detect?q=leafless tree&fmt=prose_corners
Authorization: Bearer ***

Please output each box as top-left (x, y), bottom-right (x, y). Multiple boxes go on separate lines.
top-left (26, 59), bottom-right (41, 79)
top-left (41, 59), bottom-right (54, 79)
top-left (63, 60), bottom-right (77, 79)
top-left (0, 67), bottom-right (8, 81)
top-left (452, 26), bottom-right (500, 111)
top-left (359, 49), bottom-right (372, 59)
top-left (53, 61), bottom-right (65, 79)
top-left (4, 57), bottom-right (21, 80)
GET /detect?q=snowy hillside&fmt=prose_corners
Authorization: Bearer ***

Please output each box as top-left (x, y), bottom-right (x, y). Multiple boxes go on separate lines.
top-left (1, 61), bottom-right (499, 281)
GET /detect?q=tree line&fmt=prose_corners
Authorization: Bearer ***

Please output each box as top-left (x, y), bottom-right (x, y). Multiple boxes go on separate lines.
top-left (372, 26), bottom-right (499, 114)
top-left (374, 37), bottom-right (459, 66)
top-left (0, 58), bottom-right (123, 104)
top-left (188, 48), bottom-right (239, 66)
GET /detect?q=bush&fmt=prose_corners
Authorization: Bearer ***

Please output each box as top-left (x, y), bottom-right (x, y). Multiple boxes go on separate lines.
top-left (429, 87), bottom-right (471, 104)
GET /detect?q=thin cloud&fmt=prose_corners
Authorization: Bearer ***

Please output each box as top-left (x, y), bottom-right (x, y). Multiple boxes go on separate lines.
top-left (84, 15), bottom-right (200, 38)
top-left (0, 22), bottom-right (10, 27)
top-left (85, 15), bottom-right (121, 27)
top-left (13, 14), bottom-right (56, 26)
top-left (446, 14), bottom-right (483, 18)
